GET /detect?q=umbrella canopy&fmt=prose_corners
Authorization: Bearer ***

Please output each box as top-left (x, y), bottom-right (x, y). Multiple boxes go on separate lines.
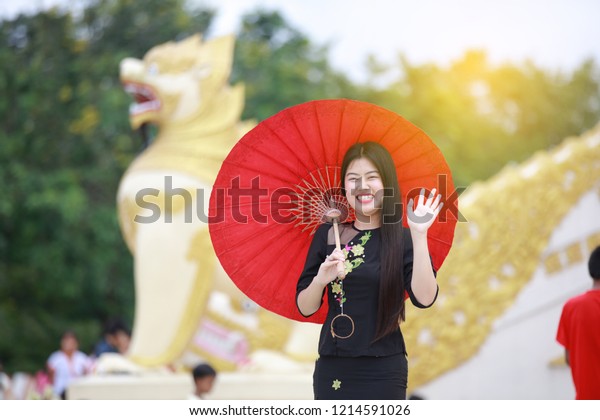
top-left (208, 99), bottom-right (458, 323)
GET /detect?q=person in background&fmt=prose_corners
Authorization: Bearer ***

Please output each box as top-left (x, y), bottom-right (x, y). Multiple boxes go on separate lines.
top-left (189, 363), bottom-right (217, 400)
top-left (93, 319), bottom-right (131, 357)
top-left (47, 330), bottom-right (92, 399)
top-left (0, 360), bottom-right (12, 400)
top-left (556, 245), bottom-right (600, 400)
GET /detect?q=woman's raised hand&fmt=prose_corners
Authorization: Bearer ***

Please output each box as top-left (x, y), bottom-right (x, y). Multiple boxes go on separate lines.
top-left (407, 188), bottom-right (444, 234)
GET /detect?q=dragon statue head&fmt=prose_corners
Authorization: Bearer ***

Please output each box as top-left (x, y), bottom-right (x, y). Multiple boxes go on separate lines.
top-left (120, 34), bottom-right (243, 136)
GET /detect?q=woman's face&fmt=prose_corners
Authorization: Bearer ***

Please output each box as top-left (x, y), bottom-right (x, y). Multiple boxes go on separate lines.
top-left (344, 157), bottom-right (384, 220)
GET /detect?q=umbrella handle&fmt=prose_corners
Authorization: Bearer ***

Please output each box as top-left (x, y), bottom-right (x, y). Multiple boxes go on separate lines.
top-left (333, 218), bottom-right (346, 279)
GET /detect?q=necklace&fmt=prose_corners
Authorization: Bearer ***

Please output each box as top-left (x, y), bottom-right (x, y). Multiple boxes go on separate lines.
top-left (329, 230), bottom-right (372, 339)
top-left (330, 284), bottom-right (354, 339)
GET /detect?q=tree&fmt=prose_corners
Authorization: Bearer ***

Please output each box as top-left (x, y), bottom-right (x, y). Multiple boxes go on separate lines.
top-left (231, 9), bottom-right (359, 122)
top-left (0, 0), bottom-right (215, 373)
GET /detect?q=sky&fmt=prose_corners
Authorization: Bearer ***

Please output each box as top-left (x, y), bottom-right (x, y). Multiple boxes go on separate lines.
top-left (2, 0), bottom-right (600, 82)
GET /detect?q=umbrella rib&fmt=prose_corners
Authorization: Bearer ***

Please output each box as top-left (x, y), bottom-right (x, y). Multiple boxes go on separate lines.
top-left (219, 160), bottom-right (296, 186)
top-left (335, 100), bottom-right (347, 167)
top-left (243, 229), bottom-right (307, 298)
top-left (223, 226), bottom-right (306, 288)
top-left (395, 146), bottom-right (440, 170)
top-left (244, 114), bottom-right (321, 180)
top-left (398, 172), bottom-right (445, 184)
top-left (428, 235), bottom-right (454, 246)
top-left (288, 110), bottom-right (325, 178)
top-left (376, 114), bottom-right (402, 144)
top-left (228, 139), bottom-right (299, 180)
top-left (265, 118), bottom-right (296, 167)
top-left (259, 119), bottom-right (314, 176)
top-left (354, 103), bottom-right (376, 140)
top-left (216, 218), bottom-right (290, 258)
top-left (313, 101), bottom-right (329, 172)
top-left (327, 166), bottom-right (334, 193)
top-left (386, 129), bottom-right (422, 155)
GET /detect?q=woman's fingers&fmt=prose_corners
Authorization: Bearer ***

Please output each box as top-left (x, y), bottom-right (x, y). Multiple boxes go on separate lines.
top-left (322, 249), bottom-right (346, 280)
top-left (327, 249), bottom-right (345, 262)
top-left (322, 260), bottom-right (340, 268)
top-left (418, 188), bottom-right (426, 207)
top-left (336, 261), bottom-right (346, 280)
top-left (431, 192), bottom-right (442, 210)
top-left (434, 201), bottom-right (444, 217)
top-left (424, 188), bottom-right (437, 207)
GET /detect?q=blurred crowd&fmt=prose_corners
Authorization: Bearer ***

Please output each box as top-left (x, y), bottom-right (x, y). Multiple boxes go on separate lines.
top-left (0, 318), bottom-right (131, 400)
top-left (0, 318), bottom-right (218, 400)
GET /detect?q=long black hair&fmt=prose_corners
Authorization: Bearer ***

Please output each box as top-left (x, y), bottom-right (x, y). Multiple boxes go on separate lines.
top-left (341, 142), bottom-right (405, 341)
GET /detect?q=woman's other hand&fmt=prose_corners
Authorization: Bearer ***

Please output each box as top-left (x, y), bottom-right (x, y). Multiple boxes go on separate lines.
top-left (315, 248), bottom-right (346, 285)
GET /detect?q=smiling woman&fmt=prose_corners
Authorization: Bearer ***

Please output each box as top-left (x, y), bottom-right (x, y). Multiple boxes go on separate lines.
top-left (296, 141), bottom-right (443, 400)
top-left (207, 98), bottom-right (458, 399)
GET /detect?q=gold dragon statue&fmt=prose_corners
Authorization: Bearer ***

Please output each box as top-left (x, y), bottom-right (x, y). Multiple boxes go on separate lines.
top-left (404, 123), bottom-right (600, 390)
top-left (116, 34), bottom-right (304, 370)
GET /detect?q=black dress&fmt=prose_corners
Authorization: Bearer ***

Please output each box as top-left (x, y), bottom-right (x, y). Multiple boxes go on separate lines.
top-left (296, 222), bottom-right (437, 400)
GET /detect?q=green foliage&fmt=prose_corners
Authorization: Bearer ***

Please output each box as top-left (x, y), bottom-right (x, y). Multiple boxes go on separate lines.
top-left (0, 0), bottom-right (214, 373)
top-left (232, 10), bottom-right (359, 122)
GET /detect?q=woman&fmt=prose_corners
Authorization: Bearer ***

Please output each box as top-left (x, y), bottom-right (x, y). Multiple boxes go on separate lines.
top-left (296, 141), bottom-right (442, 400)
top-left (47, 331), bottom-right (92, 399)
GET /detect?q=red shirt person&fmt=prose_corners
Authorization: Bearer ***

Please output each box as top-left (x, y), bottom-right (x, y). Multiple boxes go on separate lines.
top-left (556, 245), bottom-right (600, 400)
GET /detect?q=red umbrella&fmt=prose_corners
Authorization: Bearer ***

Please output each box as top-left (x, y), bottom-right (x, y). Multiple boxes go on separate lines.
top-left (208, 99), bottom-right (458, 323)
